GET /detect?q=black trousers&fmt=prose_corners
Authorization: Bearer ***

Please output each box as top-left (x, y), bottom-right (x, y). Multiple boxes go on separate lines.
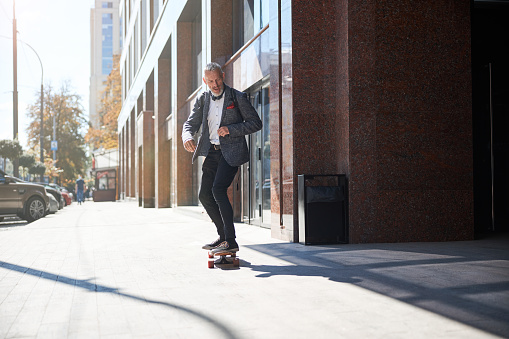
top-left (199, 148), bottom-right (239, 240)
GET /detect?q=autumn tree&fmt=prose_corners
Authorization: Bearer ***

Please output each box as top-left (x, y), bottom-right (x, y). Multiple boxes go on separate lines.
top-left (26, 82), bottom-right (88, 183)
top-left (19, 153), bottom-right (36, 180)
top-left (29, 162), bottom-right (46, 179)
top-left (86, 54), bottom-right (121, 150)
top-left (19, 153), bottom-right (36, 169)
top-left (0, 139), bottom-right (23, 163)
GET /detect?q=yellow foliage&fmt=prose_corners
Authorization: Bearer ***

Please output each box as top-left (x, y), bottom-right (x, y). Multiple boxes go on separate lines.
top-left (25, 82), bottom-right (87, 184)
top-left (86, 54), bottom-right (121, 150)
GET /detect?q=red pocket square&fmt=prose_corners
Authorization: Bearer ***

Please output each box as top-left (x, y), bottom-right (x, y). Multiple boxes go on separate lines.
top-left (227, 103), bottom-right (235, 109)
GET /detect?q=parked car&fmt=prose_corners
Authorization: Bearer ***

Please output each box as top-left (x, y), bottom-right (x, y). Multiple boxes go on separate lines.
top-left (48, 183), bottom-right (72, 206)
top-left (47, 193), bottom-right (59, 214)
top-left (34, 183), bottom-right (64, 210)
top-left (61, 191), bottom-right (72, 206)
top-left (0, 169), bottom-right (49, 222)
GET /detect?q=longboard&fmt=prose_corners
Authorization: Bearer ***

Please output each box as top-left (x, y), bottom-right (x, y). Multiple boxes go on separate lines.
top-left (208, 251), bottom-right (240, 268)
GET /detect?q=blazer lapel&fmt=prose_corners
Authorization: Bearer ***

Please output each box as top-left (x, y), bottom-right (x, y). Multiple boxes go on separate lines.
top-left (220, 85), bottom-right (233, 126)
top-left (202, 91), bottom-right (211, 136)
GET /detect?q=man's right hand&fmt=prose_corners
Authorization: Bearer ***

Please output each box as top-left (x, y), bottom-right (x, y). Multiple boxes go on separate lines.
top-left (184, 139), bottom-right (197, 153)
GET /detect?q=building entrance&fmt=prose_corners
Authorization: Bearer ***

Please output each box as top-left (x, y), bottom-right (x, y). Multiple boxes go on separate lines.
top-left (472, 1), bottom-right (509, 235)
top-left (243, 82), bottom-right (270, 228)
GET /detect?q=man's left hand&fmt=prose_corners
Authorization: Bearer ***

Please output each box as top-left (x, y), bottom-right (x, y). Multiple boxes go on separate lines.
top-left (218, 126), bottom-right (229, 137)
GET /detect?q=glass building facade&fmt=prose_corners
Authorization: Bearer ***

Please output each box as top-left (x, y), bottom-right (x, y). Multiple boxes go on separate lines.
top-left (102, 13), bottom-right (114, 75)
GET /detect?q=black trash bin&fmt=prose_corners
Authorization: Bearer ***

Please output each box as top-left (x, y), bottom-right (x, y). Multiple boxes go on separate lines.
top-left (298, 174), bottom-right (348, 245)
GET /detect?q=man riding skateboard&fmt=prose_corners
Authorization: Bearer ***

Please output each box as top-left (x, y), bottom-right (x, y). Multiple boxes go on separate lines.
top-left (182, 62), bottom-right (262, 255)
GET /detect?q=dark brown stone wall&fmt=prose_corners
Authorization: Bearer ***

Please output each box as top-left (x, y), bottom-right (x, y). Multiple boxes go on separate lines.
top-left (141, 110), bottom-right (155, 208)
top-left (175, 22), bottom-right (194, 206)
top-left (291, 0), bottom-right (474, 243)
top-left (155, 59), bottom-right (172, 208)
top-left (211, 0), bottom-right (233, 65)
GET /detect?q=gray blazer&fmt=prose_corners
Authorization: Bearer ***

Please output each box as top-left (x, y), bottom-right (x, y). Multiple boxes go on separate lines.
top-left (182, 85), bottom-right (262, 167)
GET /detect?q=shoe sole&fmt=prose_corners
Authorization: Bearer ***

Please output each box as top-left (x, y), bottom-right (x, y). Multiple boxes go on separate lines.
top-left (211, 248), bottom-right (239, 254)
top-left (202, 243), bottom-right (224, 250)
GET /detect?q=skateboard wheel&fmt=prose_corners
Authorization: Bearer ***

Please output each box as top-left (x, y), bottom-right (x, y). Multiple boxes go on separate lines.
top-left (208, 260), bottom-right (214, 268)
top-left (208, 253), bottom-right (214, 259)
top-left (233, 258), bottom-right (240, 267)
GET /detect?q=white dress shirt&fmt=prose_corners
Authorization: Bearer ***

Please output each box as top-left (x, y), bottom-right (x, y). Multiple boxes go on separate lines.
top-left (207, 94), bottom-right (224, 145)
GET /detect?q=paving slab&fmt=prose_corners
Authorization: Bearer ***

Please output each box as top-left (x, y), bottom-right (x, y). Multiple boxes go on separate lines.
top-left (0, 201), bottom-right (508, 338)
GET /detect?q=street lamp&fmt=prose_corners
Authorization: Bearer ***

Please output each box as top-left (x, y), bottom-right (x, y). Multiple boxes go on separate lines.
top-left (12, 0), bottom-right (18, 177)
top-left (21, 42), bottom-right (44, 163)
top-left (9, 0), bottom-right (44, 176)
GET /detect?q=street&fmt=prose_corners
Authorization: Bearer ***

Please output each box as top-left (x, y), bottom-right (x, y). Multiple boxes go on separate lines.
top-left (0, 201), bottom-right (508, 338)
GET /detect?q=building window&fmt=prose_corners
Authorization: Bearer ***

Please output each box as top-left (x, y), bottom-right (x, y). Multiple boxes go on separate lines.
top-left (192, 11), bottom-right (202, 90)
top-left (102, 13), bottom-right (114, 75)
top-left (152, 0), bottom-right (160, 31)
top-left (119, 17), bottom-right (123, 50)
top-left (141, 0), bottom-right (147, 55)
top-left (256, 0), bottom-right (270, 30)
top-left (233, 0), bottom-right (269, 51)
top-left (124, 58), bottom-right (128, 98)
top-left (126, 0), bottom-right (130, 22)
top-left (102, 2), bottom-right (113, 8)
top-left (129, 40), bottom-right (133, 87)
top-left (97, 170), bottom-right (116, 190)
top-left (134, 19), bottom-right (138, 74)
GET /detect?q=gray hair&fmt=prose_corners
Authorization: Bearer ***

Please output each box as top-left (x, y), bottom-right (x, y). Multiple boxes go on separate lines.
top-left (204, 62), bottom-right (223, 74)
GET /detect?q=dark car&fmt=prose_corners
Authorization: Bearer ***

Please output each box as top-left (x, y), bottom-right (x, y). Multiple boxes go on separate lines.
top-left (48, 183), bottom-right (72, 206)
top-left (0, 169), bottom-right (49, 223)
top-left (34, 183), bottom-right (64, 210)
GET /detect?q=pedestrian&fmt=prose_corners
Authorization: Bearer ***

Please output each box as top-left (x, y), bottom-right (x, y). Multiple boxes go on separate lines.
top-left (75, 175), bottom-right (85, 205)
top-left (182, 62), bottom-right (262, 254)
top-left (84, 186), bottom-right (90, 200)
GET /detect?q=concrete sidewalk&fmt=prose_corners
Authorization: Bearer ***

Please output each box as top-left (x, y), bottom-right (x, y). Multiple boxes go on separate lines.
top-left (0, 201), bottom-right (508, 338)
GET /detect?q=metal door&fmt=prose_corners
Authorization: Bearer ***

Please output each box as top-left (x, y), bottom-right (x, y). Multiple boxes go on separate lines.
top-left (244, 83), bottom-right (270, 227)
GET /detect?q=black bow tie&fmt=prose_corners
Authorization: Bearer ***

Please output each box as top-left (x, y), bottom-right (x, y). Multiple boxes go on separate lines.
top-left (211, 91), bottom-right (224, 101)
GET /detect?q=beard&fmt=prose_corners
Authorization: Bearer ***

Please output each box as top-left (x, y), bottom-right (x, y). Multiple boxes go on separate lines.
top-left (211, 87), bottom-right (224, 97)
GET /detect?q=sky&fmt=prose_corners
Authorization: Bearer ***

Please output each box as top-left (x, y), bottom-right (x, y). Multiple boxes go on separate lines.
top-left (0, 0), bottom-right (95, 148)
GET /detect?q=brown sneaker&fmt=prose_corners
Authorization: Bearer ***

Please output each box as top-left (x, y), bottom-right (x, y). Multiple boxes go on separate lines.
top-left (210, 241), bottom-right (239, 254)
top-left (202, 238), bottom-right (223, 250)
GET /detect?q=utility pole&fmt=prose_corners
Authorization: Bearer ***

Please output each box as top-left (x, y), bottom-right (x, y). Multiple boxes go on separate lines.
top-left (40, 81), bottom-right (44, 163)
top-left (53, 103), bottom-right (57, 184)
top-left (53, 114), bottom-right (56, 163)
top-left (12, 0), bottom-right (19, 177)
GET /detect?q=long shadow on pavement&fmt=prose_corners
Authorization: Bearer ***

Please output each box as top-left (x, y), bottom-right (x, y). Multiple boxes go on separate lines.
top-left (0, 260), bottom-right (240, 339)
top-left (245, 235), bottom-right (509, 338)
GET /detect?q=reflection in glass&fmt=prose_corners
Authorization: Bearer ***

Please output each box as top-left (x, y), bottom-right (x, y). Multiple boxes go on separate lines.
top-left (233, 0), bottom-right (270, 52)
top-left (245, 85), bottom-right (270, 227)
top-left (102, 13), bottom-right (114, 74)
top-left (192, 11), bottom-right (202, 90)
top-left (99, 177), bottom-right (108, 190)
top-left (261, 87), bottom-right (270, 224)
top-left (97, 170), bottom-right (116, 190)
